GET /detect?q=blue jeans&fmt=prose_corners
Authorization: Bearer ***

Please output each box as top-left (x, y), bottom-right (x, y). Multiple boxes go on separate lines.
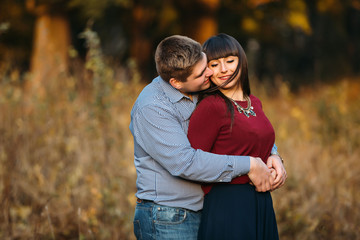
top-left (133, 200), bottom-right (201, 240)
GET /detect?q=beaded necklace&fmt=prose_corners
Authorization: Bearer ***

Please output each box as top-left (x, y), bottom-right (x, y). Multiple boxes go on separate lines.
top-left (230, 96), bottom-right (256, 118)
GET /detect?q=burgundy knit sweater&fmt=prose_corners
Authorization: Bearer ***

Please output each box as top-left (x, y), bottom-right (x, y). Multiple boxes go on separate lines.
top-left (188, 94), bottom-right (275, 194)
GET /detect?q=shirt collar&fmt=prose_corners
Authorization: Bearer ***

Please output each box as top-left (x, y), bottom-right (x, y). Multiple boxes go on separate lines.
top-left (157, 76), bottom-right (197, 103)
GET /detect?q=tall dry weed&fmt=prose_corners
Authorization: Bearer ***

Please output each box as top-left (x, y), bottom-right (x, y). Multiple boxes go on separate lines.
top-left (255, 79), bottom-right (360, 240)
top-left (0, 25), bottom-right (142, 239)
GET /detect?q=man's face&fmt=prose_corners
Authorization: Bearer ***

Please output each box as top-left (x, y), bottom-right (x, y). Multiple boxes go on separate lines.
top-left (175, 53), bottom-right (213, 94)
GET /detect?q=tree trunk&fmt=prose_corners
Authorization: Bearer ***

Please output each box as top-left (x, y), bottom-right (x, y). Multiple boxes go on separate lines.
top-left (26, 9), bottom-right (70, 96)
top-left (130, 3), bottom-right (153, 81)
top-left (185, 15), bottom-right (218, 44)
top-left (179, 0), bottom-right (220, 44)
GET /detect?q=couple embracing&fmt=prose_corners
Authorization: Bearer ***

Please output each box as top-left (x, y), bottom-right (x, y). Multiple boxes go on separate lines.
top-left (130, 33), bottom-right (287, 240)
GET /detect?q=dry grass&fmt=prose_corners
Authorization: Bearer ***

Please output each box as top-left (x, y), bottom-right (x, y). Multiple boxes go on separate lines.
top-left (256, 79), bottom-right (360, 240)
top-left (1, 57), bottom-right (359, 239)
top-left (0, 64), bottom-right (143, 239)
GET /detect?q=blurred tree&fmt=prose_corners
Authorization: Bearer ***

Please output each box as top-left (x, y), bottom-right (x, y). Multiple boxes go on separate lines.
top-left (123, 0), bottom-right (220, 79)
top-left (93, 0), bottom-right (220, 80)
top-left (24, 0), bottom-right (131, 94)
top-left (124, 0), bottom-right (221, 79)
top-left (25, 0), bottom-right (70, 95)
top-left (1, 0), bottom-right (360, 87)
top-left (0, 0), bottom-right (34, 72)
top-left (174, 0), bottom-right (220, 43)
top-left (218, 0), bottom-right (360, 87)
top-left (304, 0), bottom-right (359, 82)
top-left (125, 0), bottom-right (160, 78)
top-left (346, 1), bottom-right (360, 74)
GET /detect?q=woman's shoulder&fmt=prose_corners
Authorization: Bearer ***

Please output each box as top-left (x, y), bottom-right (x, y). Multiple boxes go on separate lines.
top-left (250, 94), bottom-right (262, 103)
top-left (249, 94), bottom-right (260, 101)
top-left (249, 94), bottom-right (263, 108)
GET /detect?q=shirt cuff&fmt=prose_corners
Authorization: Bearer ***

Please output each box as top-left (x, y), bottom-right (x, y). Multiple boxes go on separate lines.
top-left (231, 156), bottom-right (250, 178)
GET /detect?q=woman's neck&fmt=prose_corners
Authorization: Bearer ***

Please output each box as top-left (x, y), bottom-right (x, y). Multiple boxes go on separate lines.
top-left (220, 88), bottom-right (245, 101)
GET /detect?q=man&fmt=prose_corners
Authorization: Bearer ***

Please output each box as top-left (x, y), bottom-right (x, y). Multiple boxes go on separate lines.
top-left (129, 35), bottom-right (286, 240)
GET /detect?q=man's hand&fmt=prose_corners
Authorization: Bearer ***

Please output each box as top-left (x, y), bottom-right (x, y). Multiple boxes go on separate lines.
top-left (248, 157), bottom-right (274, 192)
top-left (267, 155), bottom-right (287, 190)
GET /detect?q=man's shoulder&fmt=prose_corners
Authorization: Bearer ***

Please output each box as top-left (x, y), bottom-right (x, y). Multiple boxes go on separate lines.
top-left (135, 78), bottom-right (164, 103)
top-left (132, 77), bottom-right (172, 114)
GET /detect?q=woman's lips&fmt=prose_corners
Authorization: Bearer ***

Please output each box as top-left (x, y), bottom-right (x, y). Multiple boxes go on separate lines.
top-left (219, 75), bottom-right (231, 81)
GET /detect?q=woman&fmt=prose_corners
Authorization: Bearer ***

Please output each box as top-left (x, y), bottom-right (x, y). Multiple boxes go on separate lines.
top-left (187, 34), bottom-right (279, 239)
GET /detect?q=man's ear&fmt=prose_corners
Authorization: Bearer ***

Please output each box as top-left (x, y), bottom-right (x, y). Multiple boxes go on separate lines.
top-left (169, 78), bottom-right (182, 90)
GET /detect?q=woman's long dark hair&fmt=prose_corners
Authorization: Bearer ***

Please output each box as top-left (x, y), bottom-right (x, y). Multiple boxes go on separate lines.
top-left (199, 33), bottom-right (251, 125)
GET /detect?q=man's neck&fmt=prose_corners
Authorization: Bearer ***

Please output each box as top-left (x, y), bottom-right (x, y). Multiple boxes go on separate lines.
top-left (180, 91), bottom-right (193, 101)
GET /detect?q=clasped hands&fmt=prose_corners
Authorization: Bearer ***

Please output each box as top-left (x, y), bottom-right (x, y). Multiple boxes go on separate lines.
top-left (248, 155), bottom-right (287, 192)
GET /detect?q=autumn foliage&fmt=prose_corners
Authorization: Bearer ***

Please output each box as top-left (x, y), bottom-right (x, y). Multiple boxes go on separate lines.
top-left (1, 34), bottom-right (360, 238)
top-left (1, 0), bottom-right (360, 239)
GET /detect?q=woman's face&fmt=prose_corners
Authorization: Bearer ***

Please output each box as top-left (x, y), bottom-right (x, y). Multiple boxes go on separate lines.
top-left (208, 56), bottom-right (240, 90)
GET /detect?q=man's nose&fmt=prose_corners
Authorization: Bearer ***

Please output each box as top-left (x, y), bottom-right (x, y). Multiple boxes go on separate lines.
top-left (206, 67), bottom-right (213, 77)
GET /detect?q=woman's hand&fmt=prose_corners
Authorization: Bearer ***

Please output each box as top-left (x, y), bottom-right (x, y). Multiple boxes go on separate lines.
top-left (267, 155), bottom-right (287, 190)
top-left (248, 157), bottom-right (274, 192)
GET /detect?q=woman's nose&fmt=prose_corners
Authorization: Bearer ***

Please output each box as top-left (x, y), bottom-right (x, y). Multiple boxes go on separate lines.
top-left (221, 63), bottom-right (227, 72)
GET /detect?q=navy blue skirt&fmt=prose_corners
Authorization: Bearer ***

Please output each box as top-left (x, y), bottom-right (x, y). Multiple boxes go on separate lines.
top-left (198, 184), bottom-right (279, 240)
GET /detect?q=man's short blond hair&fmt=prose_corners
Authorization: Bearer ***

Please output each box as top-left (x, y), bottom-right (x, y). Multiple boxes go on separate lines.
top-left (155, 35), bottom-right (203, 83)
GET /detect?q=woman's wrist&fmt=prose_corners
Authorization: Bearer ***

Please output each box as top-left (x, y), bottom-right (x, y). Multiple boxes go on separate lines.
top-left (270, 149), bottom-right (284, 163)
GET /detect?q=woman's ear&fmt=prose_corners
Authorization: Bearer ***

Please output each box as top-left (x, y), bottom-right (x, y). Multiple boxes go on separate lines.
top-left (169, 78), bottom-right (182, 90)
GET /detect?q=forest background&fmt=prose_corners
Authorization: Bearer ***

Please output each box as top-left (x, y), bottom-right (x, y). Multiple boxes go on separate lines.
top-left (1, 0), bottom-right (360, 239)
